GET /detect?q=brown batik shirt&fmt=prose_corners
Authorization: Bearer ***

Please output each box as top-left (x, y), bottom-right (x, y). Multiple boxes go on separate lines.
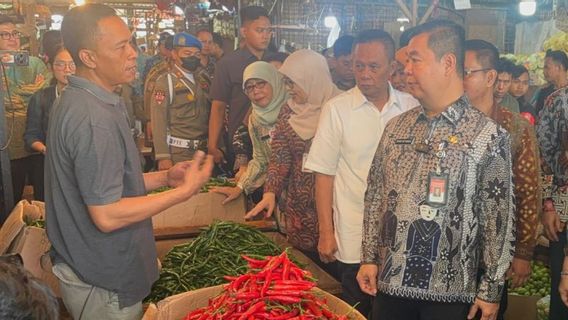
top-left (490, 104), bottom-right (541, 261)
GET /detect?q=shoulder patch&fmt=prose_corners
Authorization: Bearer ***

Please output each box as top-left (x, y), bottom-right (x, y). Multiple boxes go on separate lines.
top-left (154, 90), bottom-right (166, 105)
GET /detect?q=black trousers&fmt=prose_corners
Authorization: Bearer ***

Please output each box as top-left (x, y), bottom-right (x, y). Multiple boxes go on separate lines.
top-left (372, 293), bottom-right (470, 320)
top-left (10, 154), bottom-right (44, 203)
top-left (335, 261), bottom-right (373, 318)
top-left (550, 230), bottom-right (568, 320)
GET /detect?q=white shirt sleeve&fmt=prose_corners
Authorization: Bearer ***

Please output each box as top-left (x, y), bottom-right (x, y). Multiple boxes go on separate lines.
top-left (305, 101), bottom-right (343, 175)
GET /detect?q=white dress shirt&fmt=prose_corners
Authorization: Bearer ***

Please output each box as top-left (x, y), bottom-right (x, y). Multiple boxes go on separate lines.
top-left (306, 84), bottom-right (419, 263)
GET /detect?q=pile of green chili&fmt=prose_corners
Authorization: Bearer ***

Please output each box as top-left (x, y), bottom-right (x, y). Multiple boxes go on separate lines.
top-left (145, 221), bottom-right (283, 302)
top-left (148, 177), bottom-right (236, 195)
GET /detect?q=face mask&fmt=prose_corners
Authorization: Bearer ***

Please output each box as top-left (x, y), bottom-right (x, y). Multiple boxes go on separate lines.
top-left (180, 56), bottom-right (200, 72)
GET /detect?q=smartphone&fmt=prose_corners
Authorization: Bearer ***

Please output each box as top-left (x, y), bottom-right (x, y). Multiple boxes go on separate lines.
top-left (0, 50), bottom-right (29, 66)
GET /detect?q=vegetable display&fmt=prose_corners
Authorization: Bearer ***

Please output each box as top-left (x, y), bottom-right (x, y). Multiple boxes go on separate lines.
top-left (536, 295), bottom-right (550, 320)
top-left (509, 261), bottom-right (551, 297)
top-left (24, 216), bottom-right (45, 228)
top-left (145, 221), bottom-right (283, 302)
top-left (148, 177), bottom-right (235, 194)
top-left (184, 252), bottom-right (354, 320)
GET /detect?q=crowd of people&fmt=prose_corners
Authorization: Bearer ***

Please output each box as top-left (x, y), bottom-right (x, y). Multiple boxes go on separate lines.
top-left (1, 2), bottom-right (568, 320)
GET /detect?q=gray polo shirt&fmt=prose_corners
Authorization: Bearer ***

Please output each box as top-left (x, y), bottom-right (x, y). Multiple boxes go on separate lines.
top-left (45, 75), bottom-right (158, 308)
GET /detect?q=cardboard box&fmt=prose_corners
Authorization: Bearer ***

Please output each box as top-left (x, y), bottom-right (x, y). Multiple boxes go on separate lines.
top-left (504, 294), bottom-right (540, 320)
top-left (142, 285), bottom-right (364, 320)
top-left (154, 231), bottom-right (341, 295)
top-left (152, 192), bottom-right (247, 236)
top-left (0, 200), bottom-right (59, 297)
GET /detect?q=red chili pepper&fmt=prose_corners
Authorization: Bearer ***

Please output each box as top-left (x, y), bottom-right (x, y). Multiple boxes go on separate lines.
top-left (282, 258), bottom-right (291, 280)
top-left (231, 274), bottom-right (251, 291)
top-left (266, 295), bottom-right (302, 303)
top-left (304, 301), bottom-right (323, 317)
top-left (265, 289), bottom-right (305, 296)
top-left (260, 271), bottom-right (271, 297)
top-left (237, 300), bottom-right (265, 320)
top-left (270, 310), bottom-right (299, 319)
top-left (236, 292), bottom-right (260, 300)
top-left (271, 284), bottom-right (315, 291)
top-left (242, 255), bottom-right (268, 268)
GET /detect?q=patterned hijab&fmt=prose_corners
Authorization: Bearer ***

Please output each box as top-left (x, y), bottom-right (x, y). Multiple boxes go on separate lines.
top-left (243, 61), bottom-right (287, 127)
top-left (279, 49), bottom-right (342, 140)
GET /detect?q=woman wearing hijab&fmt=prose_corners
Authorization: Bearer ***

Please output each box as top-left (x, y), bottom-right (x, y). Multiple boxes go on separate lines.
top-left (212, 61), bottom-right (287, 203)
top-left (246, 49), bottom-right (341, 262)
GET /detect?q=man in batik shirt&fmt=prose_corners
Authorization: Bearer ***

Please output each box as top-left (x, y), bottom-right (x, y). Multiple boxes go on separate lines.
top-left (358, 20), bottom-right (515, 320)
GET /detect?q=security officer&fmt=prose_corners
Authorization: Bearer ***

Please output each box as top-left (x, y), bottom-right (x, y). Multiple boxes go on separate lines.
top-left (143, 34), bottom-right (173, 143)
top-left (151, 32), bottom-right (210, 171)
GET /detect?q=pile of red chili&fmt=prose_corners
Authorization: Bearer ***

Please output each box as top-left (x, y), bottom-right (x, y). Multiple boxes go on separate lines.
top-left (183, 251), bottom-right (350, 320)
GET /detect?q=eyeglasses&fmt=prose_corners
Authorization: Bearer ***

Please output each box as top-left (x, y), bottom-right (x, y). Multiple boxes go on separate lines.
top-left (53, 61), bottom-right (76, 70)
top-left (244, 80), bottom-right (267, 94)
top-left (283, 77), bottom-right (295, 88)
top-left (464, 68), bottom-right (491, 77)
top-left (0, 31), bottom-right (22, 40)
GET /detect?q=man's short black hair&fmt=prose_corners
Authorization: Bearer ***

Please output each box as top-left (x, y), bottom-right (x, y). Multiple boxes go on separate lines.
top-left (41, 30), bottom-right (63, 59)
top-left (352, 29), bottom-right (395, 61)
top-left (0, 14), bottom-right (14, 26)
top-left (212, 32), bottom-right (223, 47)
top-left (399, 26), bottom-right (416, 48)
top-left (196, 28), bottom-right (212, 37)
top-left (545, 49), bottom-right (568, 71)
top-left (496, 57), bottom-right (515, 75)
top-left (240, 6), bottom-right (269, 25)
top-left (333, 35), bottom-right (354, 58)
top-left (511, 64), bottom-right (529, 79)
top-left (164, 34), bottom-right (174, 50)
top-left (464, 39), bottom-right (499, 70)
top-left (411, 19), bottom-right (465, 77)
top-left (158, 31), bottom-right (172, 44)
top-left (61, 3), bottom-right (117, 68)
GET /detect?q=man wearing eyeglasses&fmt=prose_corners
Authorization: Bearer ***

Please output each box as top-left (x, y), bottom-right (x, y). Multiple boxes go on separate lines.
top-left (463, 39), bottom-right (540, 320)
top-left (150, 32), bottom-right (210, 171)
top-left (0, 15), bottom-right (50, 206)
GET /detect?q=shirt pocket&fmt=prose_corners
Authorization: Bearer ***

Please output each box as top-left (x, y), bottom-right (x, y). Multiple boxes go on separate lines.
top-left (172, 88), bottom-right (199, 119)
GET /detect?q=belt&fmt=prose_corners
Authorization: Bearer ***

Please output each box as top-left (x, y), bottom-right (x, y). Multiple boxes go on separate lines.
top-left (167, 135), bottom-right (207, 150)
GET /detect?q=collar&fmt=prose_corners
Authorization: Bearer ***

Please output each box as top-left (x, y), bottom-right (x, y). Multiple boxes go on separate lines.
top-left (174, 65), bottom-right (195, 84)
top-left (351, 83), bottom-right (403, 113)
top-left (240, 46), bottom-right (267, 62)
top-left (416, 95), bottom-right (469, 126)
top-left (67, 75), bottom-right (121, 106)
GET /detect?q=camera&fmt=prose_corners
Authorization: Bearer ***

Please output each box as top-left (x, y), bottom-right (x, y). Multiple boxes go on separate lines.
top-left (0, 50), bottom-right (29, 66)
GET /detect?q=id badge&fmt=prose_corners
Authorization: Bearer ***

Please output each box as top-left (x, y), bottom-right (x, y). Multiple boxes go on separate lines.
top-left (302, 153), bottom-right (313, 173)
top-left (426, 172), bottom-right (449, 207)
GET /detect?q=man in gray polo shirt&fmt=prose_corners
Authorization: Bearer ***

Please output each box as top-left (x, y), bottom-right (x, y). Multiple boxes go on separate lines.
top-left (45, 5), bottom-right (213, 319)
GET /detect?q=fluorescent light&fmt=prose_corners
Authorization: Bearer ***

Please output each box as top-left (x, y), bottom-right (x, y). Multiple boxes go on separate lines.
top-left (397, 17), bottom-right (410, 23)
top-left (324, 15), bottom-right (338, 28)
top-left (519, 0), bottom-right (536, 16)
top-left (74, 0), bottom-right (86, 5)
